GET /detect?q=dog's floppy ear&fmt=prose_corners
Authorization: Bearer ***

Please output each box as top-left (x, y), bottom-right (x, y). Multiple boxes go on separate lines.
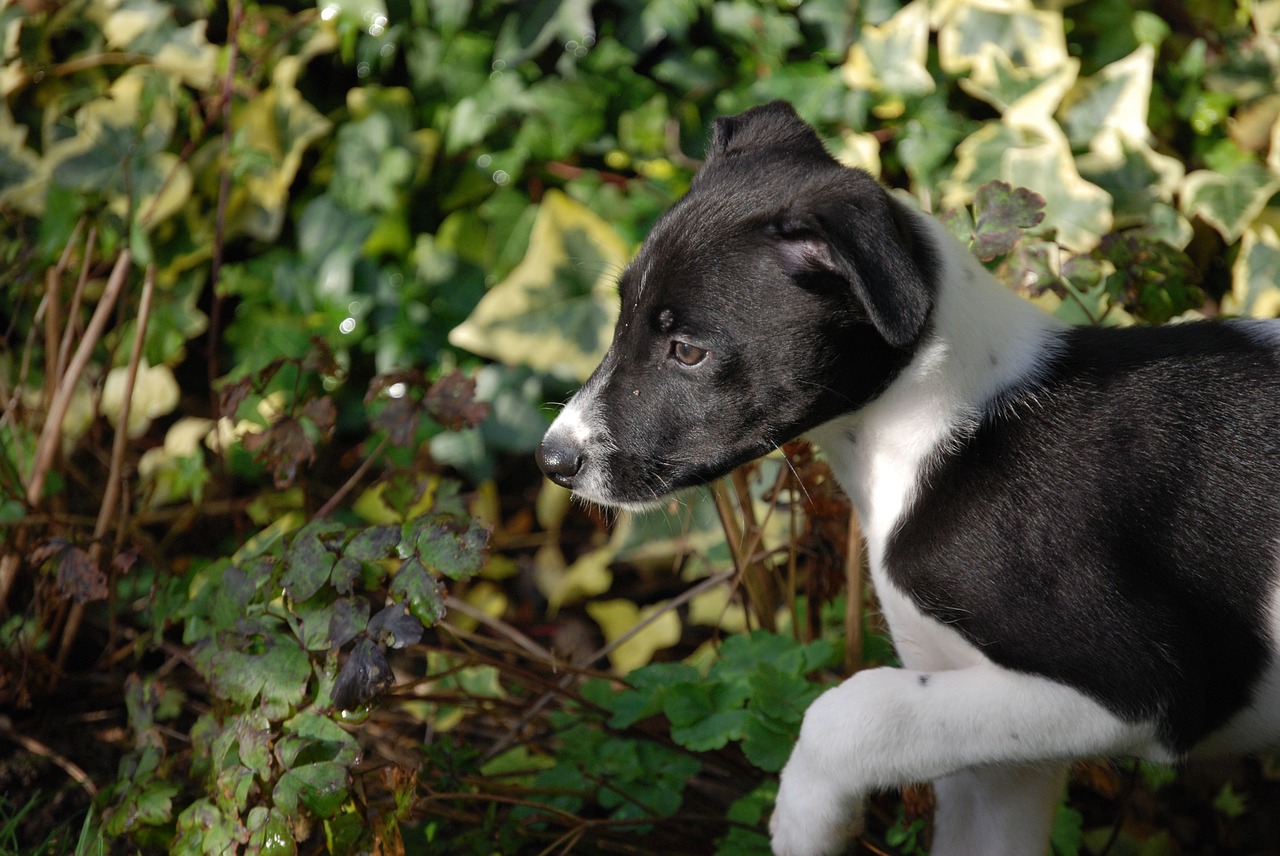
top-left (706, 100), bottom-right (830, 164)
top-left (775, 182), bottom-right (934, 348)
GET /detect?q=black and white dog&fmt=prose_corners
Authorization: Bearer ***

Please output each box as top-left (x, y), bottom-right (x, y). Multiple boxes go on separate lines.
top-left (536, 101), bottom-right (1280, 856)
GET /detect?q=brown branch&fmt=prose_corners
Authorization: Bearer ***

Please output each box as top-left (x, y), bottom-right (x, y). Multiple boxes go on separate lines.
top-left (54, 265), bottom-right (156, 675)
top-left (0, 719), bottom-right (99, 797)
top-left (312, 435), bottom-right (390, 520)
top-left (26, 251), bottom-right (131, 508)
top-left (55, 225), bottom-right (96, 382)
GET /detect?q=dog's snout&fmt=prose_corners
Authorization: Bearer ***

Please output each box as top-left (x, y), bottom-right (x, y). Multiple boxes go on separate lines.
top-left (536, 436), bottom-right (583, 489)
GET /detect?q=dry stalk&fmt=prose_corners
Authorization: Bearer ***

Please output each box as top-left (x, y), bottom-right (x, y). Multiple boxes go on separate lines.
top-left (26, 251), bottom-right (132, 508)
top-left (53, 265), bottom-right (155, 674)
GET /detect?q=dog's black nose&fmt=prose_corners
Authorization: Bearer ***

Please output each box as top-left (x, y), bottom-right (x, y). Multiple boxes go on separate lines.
top-left (536, 437), bottom-right (582, 489)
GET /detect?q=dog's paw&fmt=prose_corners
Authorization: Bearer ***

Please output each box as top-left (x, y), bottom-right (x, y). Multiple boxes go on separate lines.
top-left (768, 760), bottom-right (865, 856)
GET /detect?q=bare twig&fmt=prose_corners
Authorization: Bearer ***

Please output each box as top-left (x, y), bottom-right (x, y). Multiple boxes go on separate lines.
top-left (55, 225), bottom-right (96, 382)
top-left (482, 568), bottom-right (736, 762)
top-left (0, 718), bottom-right (99, 797)
top-left (26, 251), bottom-right (131, 508)
top-left (312, 435), bottom-right (391, 520)
top-left (54, 265), bottom-right (155, 675)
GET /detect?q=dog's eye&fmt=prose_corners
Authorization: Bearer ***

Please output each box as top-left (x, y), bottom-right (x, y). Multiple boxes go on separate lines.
top-left (671, 341), bottom-right (707, 366)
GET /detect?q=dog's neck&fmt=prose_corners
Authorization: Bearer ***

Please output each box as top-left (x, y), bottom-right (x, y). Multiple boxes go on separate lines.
top-left (808, 205), bottom-right (1066, 555)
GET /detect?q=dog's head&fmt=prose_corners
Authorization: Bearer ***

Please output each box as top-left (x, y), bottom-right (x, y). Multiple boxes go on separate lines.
top-left (537, 101), bottom-right (939, 509)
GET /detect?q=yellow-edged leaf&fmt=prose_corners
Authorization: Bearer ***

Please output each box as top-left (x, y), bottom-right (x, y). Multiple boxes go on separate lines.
top-left (448, 189), bottom-right (628, 381)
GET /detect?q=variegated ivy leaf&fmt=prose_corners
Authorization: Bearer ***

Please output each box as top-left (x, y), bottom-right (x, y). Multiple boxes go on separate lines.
top-left (0, 104), bottom-right (39, 211)
top-left (1181, 161), bottom-right (1280, 244)
top-left (1004, 129), bottom-right (1113, 252)
top-left (943, 122), bottom-right (1032, 206)
top-left (958, 51), bottom-right (1078, 125)
top-left (1061, 45), bottom-right (1157, 156)
top-left (842, 0), bottom-right (934, 97)
top-left (226, 64), bottom-right (333, 242)
top-left (1078, 139), bottom-right (1190, 247)
top-left (1224, 225), bottom-right (1280, 318)
top-left (937, 2), bottom-right (1068, 89)
top-left (43, 70), bottom-right (192, 227)
top-left (103, 0), bottom-right (219, 89)
top-left (449, 189), bottom-right (628, 381)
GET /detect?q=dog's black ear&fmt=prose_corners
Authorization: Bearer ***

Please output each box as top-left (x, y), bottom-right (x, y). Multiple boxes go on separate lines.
top-left (775, 182), bottom-right (935, 348)
top-left (706, 101), bottom-right (829, 164)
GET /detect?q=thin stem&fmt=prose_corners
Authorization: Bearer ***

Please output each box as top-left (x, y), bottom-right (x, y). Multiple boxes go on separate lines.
top-left (26, 251), bottom-right (131, 508)
top-left (55, 265), bottom-right (155, 675)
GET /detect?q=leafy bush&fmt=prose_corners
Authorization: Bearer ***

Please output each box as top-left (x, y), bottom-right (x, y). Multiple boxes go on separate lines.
top-left (2, 0), bottom-right (1279, 853)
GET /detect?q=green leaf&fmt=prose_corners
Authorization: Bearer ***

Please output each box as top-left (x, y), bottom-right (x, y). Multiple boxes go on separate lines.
top-left (408, 513), bottom-right (489, 580)
top-left (1004, 135), bottom-right (1113, 252)
top-left (842, 0), bottom-right (934, 96)
top-left (388, 556), bottom-right (446, 625)
top-left (1051, 803), bottom-right (1084, 856)
top-left (272, 761), bottom-right (349, 818)
top-left (1225, 224), bottom-right (1280, 318)
top-left (1181, 160), bottom-right (1280, 244)
top-left (740, 711), bottom-right (796, 773)
top-left (281, 520), bottom-right (343, 602)
top-left (448, 189), bottom-right (628, 381)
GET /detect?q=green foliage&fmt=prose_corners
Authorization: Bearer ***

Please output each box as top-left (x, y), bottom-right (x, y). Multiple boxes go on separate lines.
top-left (4, 0), bottom-right (1280, 852)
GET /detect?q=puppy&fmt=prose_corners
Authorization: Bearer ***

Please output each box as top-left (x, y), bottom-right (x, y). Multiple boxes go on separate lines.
top-left (536, 100), bottom-right (1280, 856)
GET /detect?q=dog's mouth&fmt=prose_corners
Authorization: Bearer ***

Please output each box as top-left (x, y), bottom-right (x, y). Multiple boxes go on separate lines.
top-left (536, 429), bottom-right (765, 511)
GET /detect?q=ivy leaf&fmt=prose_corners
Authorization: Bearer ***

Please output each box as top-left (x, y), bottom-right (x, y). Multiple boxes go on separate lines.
top-left (1004, 134), bottom-right (1113, 252)
top-left (841, 1), bottom-right (934, 97)
top-left (585, 599), bottom-right (681, 673)
top-left (1225, 225), bottom-right (1280, 318)
top-left (1061, 45), bottom-right (1157, 151)
top-left (938, 4), bottom-right (1068, 87)
top-left (228, 68), bottom-right (333, 242)
top-left (971, 181), bottom-right (1046, 260)
top-left (448, 189), bottom-right (628, 381)
top-left (1181, 160), bottom-right (1280, 244)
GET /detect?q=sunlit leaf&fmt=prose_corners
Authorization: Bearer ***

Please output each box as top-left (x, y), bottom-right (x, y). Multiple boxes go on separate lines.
top-left (1004, 129), bottom-right (1113, 252)
top-left (227, 68), bottom-right (333, 241)
top-left (1062, 45), bottom-right (1157, 153)
top-left (389, 556), bottom-right (447, 626)
top-left (1181, 160), bottom-right (1280, 243)
top-left (585, 599), bottom-right (681, 673)
top-left (937, 3), bottom-right (1068, 87)
top-left (448, 189), bottom-right (629, 381)
top-left (842, 0), bottom-right (934, 96)
top-left (103, 0), bottom-right (218, 89)
top-left (1224, 225), bottom-right (1280, 318)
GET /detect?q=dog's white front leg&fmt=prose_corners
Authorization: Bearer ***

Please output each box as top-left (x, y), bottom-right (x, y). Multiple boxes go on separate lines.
top-left (769, 664), bottom-right (1164, 856)
top-left (931, 763), bottom-right (1068, 856)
